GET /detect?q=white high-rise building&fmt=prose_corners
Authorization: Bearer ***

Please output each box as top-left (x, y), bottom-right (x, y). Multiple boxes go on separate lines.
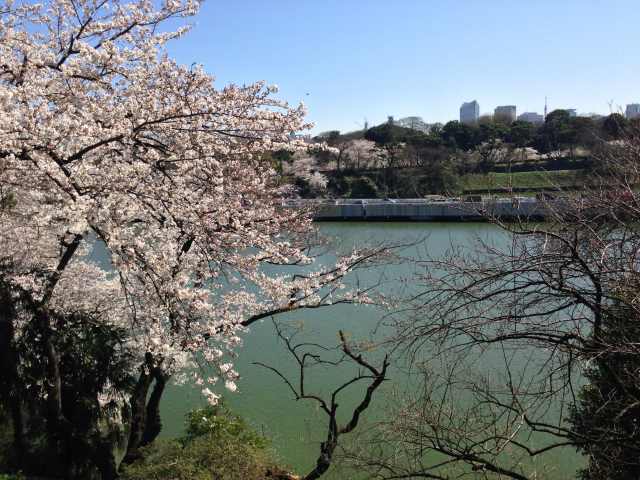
top-left (494, 105), bottom-right (517, 123)
top-left (517, 112), bottom-right (544, 124)
top-left (626, 103), bottom-right (640, 119)
top-left (460, 100), bottom-right (479, 124)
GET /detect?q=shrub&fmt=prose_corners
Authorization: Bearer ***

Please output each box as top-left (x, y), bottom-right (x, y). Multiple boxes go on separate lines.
top-left (121, 403), bottom-right (282, 480)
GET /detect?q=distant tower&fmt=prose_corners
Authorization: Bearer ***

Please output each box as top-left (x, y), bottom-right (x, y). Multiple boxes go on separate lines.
top-left (494, 105), bottom-right (517, 123)
top-left (544, 96), bottom-right (548, 120)
top-left (364, 118), bottom-right (369, 130)
top-left (460, 100), bottom-right (480, 124)
top-left (626, 104), bottom-right (640, 119)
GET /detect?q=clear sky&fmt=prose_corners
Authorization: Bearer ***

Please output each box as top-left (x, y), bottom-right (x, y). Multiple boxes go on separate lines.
top-left (167, 0), bottom-right (640, 134)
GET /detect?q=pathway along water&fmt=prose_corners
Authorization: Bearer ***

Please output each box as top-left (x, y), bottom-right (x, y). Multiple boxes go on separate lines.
top-left (158, 222), bottom-right (583, 479)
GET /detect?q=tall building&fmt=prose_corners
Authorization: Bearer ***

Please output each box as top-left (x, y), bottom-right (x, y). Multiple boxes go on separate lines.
top-left (517, 112), bottom-right (544, 124)
top-left (626, 103), bottom-right (640, 119)
top-left (494, 105), bottom-right (517, 123)
top-left (460, 100), bottom-right (479, 124)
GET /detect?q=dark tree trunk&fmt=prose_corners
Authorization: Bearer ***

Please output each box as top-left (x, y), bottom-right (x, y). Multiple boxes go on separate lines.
top-left (41, 314), bottom-right (67, 434)
top-left (0, 283), bottom-right (26, 466)
top-left (124, 367), bottom-right (153, 462)
top-left (304, 437), bottom-right (336, 480)
top-left (141, 370), bottom-right (169, 446)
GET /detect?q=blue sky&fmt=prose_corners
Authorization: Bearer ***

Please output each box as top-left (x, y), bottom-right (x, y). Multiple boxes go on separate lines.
top-left (167, 0), bottom-right (640, 134)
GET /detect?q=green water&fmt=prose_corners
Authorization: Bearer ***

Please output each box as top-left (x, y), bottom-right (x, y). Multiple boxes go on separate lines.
top-left (159, 222), bottom-right (584, 478)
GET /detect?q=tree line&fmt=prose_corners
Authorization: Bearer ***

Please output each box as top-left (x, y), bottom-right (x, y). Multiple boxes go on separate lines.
top-left (279, 110), bottom-right (634, 199)
top-left (364, 110), bottom-right (632, 156)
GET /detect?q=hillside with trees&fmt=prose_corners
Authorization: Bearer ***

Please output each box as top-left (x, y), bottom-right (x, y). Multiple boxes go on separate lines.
top-left (282, 111), bottom-right (637, 198)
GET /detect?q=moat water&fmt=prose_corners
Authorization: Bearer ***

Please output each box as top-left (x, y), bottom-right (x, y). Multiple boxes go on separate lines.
top-left (157, 222), bottom-right (583, 479)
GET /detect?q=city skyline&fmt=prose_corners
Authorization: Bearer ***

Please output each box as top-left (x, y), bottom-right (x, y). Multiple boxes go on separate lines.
top-left (167, 1), bottom-right (640, 133)
top-left (318, 99), bottom-right (639, 134)
top-left (401, 99), bottom-right (637, 130)
top-left (325, 97), bottom-right (634, 133)
top-left (322, 99), bottom-right (637, 134)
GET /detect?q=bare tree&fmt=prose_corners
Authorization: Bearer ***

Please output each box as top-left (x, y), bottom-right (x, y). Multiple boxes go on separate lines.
top-left (344, 126), bottom-right (640, 479)
top-left (255, 320), bottom-right (389, 480)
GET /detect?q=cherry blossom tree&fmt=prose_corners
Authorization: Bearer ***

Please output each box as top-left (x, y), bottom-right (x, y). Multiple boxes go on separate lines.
top-left (342, 139), bottom-right (378, 170)
top-left (0, 1), bottom-right (386, 477)
top-left (282, 153), bottom-right (328, 193)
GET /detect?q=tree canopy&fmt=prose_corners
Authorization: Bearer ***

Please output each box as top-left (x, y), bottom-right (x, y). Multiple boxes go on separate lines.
top-left (0, 1), bottom-right (382, 477)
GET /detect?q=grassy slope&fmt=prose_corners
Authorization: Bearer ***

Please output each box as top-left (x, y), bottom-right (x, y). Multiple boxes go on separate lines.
top-left (462, 169), bottom-right (584, 192)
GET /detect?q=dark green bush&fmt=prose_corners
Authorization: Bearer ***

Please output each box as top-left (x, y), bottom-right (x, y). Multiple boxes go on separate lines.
top-left (0, 406), bottom-right (13, 473)
top-left (121, 403), bottom-right (283, 480)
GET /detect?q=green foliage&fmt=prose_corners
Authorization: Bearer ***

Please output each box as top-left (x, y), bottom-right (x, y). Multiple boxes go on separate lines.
top-left (364, 123), bottom-right (439, 148)
top-left (545, 109), bottom-right (572, 125)
top-left (602, 113), bottom-right (628, 140)
top-left (121, 403), bottom-right (280, 480)
top-left (441, 121), bottom-right (480, 151)
top-left (359, 112), bottom-right (607, 162)
top-left (16, 313), bottom-right (135, 421)
top-left (349, 176), bottom-right (379, 198)
top-left (364, 123), bottom-right (405, 145)
top-left (571, 116), bottom-right (597, 148)
top-left (183, 403), bottom-right (269, 450)
top-left (462, 169), bottom-right (581, 192)
top-left (534, 109), bottom-right (579, 153)
top-left (478, 121), bottom-right (508, 144)
top-left (418, 160), bottom-right (460, 195)
top-left (327, 175), bottom-right (378, 198)
top-left (507, 120), bottom-right (536, 147)
top-left (569, 303), bottom-right (640, 480)
top-left (325, 166), bottom-right (590, 198)
top-left (121, 438), bottom-right (276, 480)
top-left (328, 167), bottom-right (460, 197)
top-left (0, 308), bottom-right (137, 478)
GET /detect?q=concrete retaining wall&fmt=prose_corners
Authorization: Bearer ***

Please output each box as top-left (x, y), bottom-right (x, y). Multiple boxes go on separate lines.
top-left (290, 198), bottom-right (547, 221)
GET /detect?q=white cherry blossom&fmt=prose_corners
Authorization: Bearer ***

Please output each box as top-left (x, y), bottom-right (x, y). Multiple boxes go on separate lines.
top-left (0, 0), bottom-right (384, 408)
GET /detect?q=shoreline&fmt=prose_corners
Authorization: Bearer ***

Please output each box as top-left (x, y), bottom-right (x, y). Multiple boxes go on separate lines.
top-left (284, 197), bottom-right (548, 221)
